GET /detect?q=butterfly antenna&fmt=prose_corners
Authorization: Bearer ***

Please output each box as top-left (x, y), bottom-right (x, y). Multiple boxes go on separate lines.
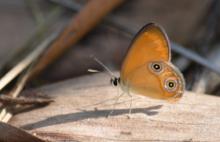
top-left (92, 56), bottom-right (116, 78)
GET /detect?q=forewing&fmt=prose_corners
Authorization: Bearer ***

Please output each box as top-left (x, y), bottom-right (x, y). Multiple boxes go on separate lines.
top-left (120, 23), bottom-right (171, 81)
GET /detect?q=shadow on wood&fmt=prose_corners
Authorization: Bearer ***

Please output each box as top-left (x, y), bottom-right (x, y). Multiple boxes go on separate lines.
top-left (21, 105), bottom-right (162, 130)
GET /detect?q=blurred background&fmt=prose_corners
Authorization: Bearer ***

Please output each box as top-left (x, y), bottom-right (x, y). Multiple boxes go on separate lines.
top-left (0, 0), bottom-right (220, 96)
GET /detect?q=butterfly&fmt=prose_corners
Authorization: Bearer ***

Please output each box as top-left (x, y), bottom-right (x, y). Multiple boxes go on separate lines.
top-left (91, 23), bottom-right (185, 115)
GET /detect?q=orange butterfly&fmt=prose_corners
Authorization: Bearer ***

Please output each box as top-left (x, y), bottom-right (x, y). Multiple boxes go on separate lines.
top-left (92, 23), bottom-right (185, 115)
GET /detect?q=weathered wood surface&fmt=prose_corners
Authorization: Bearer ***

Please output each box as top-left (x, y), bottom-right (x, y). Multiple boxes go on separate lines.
top-left (10, 73), bottom-right (220, 141)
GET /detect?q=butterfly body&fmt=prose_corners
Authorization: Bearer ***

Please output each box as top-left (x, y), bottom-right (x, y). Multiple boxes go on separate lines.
top-left (111, 23), bottom-right (185, 102)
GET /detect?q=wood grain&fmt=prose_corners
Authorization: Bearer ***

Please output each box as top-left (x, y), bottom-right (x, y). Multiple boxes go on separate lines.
top-left (10, 73), bottom-right (220, 141)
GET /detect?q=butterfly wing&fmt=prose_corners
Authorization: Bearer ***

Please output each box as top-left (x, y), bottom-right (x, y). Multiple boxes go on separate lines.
top-left (121, 61), bottom-right (185, 101)
top-left (121, 23), bottom-right (171, 81)
top-left (120, 23), bottom-right (185, 101)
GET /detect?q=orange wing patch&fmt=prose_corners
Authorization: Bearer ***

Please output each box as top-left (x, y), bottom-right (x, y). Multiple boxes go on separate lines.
top-left (121, 23), bottom-right (170, 81)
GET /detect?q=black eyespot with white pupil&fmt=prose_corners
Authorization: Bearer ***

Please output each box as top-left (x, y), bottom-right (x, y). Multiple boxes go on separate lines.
top-left (153, 64), bottom-right (161, 70)
top-left (165, 79), bottom-right (177, 91)
top-left (168, 82), bottom-right (175, 88)
top-left (150, 62), bottom-right (163, 73)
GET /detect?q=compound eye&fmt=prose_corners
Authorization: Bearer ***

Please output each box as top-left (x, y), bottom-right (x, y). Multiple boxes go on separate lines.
top-left (113, 79), bottom-right (118, 86)
top-left (110, 78), bottom-right (118, 86)
top-left (150, 62), bottom-right (163, 73)
top-left (165, 79), bottom-right (177, 92)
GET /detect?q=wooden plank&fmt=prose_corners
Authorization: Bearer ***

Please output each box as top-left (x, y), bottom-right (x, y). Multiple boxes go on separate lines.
top-left (10, 73), bottom-right (220, 141)
top-left (0, 122), bottom-right (45, 142)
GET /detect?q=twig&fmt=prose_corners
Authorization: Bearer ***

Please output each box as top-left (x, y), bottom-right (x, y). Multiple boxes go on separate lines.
top-left (0, 95), bottom-right (53, 105)
top-left (31, 0), bottom-right (125, 77)
top-left (50, 0), bottom-right (220, 75)
top-left (0, 0), bottom-right (123, 122)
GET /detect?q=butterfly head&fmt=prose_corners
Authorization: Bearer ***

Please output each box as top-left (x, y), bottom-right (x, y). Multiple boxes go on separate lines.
top-left (110, 77), bottom-right (120, 87)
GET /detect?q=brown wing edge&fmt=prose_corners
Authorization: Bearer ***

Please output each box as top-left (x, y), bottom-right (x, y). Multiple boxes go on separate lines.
top-left (166, 62), bottom-right (186, 99)
top-left (121, 22), bottom-right (172, 70)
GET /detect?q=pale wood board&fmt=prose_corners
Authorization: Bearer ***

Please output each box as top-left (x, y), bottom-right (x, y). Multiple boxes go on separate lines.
top-left (10, 73), bottom-right (220, 142)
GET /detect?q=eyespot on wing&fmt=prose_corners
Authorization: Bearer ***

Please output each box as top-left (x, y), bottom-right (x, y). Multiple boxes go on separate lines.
top-left (148, 61), bottom-right (185, 101)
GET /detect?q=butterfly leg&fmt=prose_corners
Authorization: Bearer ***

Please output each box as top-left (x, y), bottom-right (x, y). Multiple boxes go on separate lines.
top-left (107, 92), bottom-right (125, 118)
top-left (127, 92), bottom-right (133, 119)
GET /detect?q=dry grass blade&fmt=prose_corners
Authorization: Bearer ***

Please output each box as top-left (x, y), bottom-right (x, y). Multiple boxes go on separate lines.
top-left (0, 0), bottom-right (123, 123)
top-left (0, 31), bottom-right (59, 122)
top-left (0, 64), bottom-right (35, 122)
top-left (0, 31), bottom-right (59, 92)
